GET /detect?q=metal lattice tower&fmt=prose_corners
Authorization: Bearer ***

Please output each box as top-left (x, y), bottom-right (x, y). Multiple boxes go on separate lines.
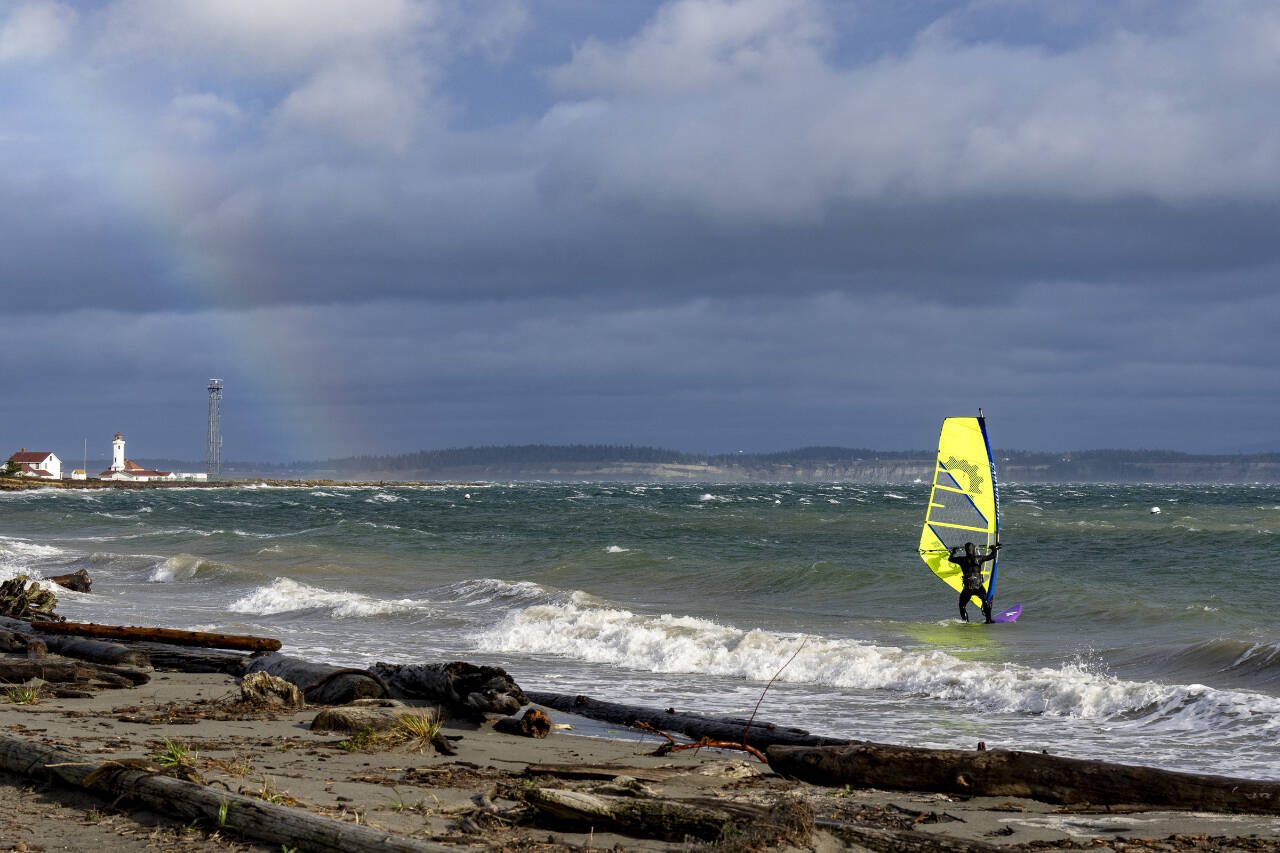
top-left (207, 379), bottom-right (223, 478)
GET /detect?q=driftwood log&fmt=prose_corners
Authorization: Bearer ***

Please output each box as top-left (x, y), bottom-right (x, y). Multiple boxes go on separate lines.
top-left (0, 616), bottom-right (149, 667)
top-left (373, 661), bottom-right (527, 716)
top-left (0, 630), bottom-right (45, 655)
top-left (47, 569), bottom-right (92, 592)
top-left (0, 734), bottom-right (463, 853)
top-left (524, 787), bottom-right (755, 842)
top-left (35, 621), bottom-right (281, 652)
top-left (126, 641), bottom-right (251, 675)
top-left (312, 701), bottom-right (412, 734)
top-left (245, 653), bottom-right (388, 704)
top-left (0, 655), bottom-right (150, 689)
top-left (768, 743), bottom-right (1280, 814)
top-left (526, 691), bottom-right (850, 751)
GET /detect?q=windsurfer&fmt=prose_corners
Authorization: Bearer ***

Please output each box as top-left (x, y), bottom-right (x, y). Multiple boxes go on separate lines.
top-left (949, 542), bottom-right (1000, 623)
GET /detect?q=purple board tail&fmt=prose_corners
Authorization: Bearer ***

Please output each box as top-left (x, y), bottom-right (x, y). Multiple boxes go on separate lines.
top-left (991, 604), bottom-right (1022, 623)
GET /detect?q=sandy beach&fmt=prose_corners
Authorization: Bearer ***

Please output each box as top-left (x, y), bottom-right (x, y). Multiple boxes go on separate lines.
top-left (2, 666), bottom-right (1279, 853)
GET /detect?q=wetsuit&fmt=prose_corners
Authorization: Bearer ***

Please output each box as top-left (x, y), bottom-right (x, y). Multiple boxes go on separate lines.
top-left (948, 544), bottom-right (999, 622)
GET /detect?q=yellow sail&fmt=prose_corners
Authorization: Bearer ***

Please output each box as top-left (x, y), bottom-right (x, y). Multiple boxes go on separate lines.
top-left (918, 416), bottom-right (1000, 607)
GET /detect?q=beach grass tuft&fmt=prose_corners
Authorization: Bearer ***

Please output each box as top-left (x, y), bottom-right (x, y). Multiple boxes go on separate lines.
top-left (4, 684), bottom-right (40, 705)
top-left (152, 737), bottom-right (198, 768)
top-left (392, 708), bottom-right (443, 751)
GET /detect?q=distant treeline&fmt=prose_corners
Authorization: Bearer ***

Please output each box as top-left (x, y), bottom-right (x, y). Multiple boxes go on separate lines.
top-left (280, 445), bottom-right (1280, 473)
top-left (189, 444), bottom-right (1280, 483)
top-left (310, 444), bottom-right (929, 473)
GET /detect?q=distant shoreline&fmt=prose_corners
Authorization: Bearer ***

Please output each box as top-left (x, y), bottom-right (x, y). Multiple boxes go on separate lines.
top-left (0, 478), bottom-right (484, 491)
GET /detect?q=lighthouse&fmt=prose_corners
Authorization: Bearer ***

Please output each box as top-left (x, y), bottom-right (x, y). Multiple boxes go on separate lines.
top-left (111, 432), bottom-right (126, 472)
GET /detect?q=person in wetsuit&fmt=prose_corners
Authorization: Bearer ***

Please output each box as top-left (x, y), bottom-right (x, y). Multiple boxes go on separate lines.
top-left (948, 541), bottom-right (1001, 623)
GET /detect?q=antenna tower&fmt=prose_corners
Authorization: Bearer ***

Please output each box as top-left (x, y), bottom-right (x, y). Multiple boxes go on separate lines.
top-left (207, 379), bottom-right (223, 478)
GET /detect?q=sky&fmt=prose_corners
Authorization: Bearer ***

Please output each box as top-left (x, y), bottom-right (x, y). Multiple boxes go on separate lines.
top-left (3, 0), bottom-right (1279, 462)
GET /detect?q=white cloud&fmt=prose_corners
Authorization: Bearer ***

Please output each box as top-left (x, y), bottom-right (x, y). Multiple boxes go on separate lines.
top-left (163, 92), bottom-right (245, 144)
top-left (549, 0), bottom-right (831, 95)
top-left (0, 1), bottom-right (77, 62)
top-left (99, 0), bottom-right (436, 76)
top-left (538, 0), bottom-right (1280, 221)
top-left (272, 58), bottom-right (425, 152)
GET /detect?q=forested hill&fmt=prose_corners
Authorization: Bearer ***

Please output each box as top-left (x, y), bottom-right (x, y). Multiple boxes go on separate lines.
top-left (228, 445), bottom-right (1280, 483)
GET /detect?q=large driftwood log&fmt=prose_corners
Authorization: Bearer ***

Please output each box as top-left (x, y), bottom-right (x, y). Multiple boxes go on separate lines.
top-left (768, 743), bottom-right (1280, 814)
top-left (0, 655), bottom-right (150, 688)
top-left (0, 734), bottom-right (462, 853)
top-left (524, 787), bottom-right (752, 842)
top-left (35, 621), bottom-right (281, 652)
top-left (245, 653), bottom-right (387, 704)
top-left (0, 630), bottom-right (45, 655)
top-left (312, 701), bottom-right (412, 734)
top-left (525, 691), bottom-right (851, 751)
top-left (126, 641), bottom-right (251, 675)
top-left (0, 616), bottom-right (145, 666)
top-left (373, 661), bottom-right (527, 716)
top-left (47, 569), bottom-right (92, 592)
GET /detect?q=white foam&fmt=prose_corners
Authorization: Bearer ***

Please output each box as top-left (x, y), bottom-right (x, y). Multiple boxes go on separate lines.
top-left (229, 577), bottom-right (436, 619)
top-left (605, 545), bottom-right (629, 553)
top-left (0, 536), bottom-right (66, 560)
top-left (474, 602), bottom-right (1280, 732)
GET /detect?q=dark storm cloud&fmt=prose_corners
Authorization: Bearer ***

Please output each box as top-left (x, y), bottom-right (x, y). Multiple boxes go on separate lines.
top-left (3, 0), bottom-right (1279, 459)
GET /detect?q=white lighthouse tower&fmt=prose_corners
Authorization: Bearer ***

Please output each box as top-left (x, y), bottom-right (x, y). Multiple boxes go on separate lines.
top-left (111, 432), bottom-right (126, 472)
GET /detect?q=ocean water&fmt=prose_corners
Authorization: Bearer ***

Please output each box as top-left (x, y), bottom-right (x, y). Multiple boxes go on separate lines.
top-left (2, 482), bottom-right (1278, 780)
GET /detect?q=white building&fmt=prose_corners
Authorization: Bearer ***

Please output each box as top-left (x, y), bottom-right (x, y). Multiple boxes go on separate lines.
top-left (7, 449), bottom-right (62, 479)
top-left (97, 433), bottom-right (207, 482)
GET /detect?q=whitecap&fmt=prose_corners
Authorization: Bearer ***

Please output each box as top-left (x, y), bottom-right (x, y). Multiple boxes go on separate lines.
top-left (229, 577), bottom-right (435, 619)
top-left (605, 545), bottom-right (630, 553)
top-left (473, 602), bottom-right (1280, 732)
top-left (149, 553), bottom-right (216, 582)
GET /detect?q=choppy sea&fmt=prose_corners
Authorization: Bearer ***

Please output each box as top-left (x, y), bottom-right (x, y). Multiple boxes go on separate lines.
top-left (2, 482), bottom-right (1278, 779)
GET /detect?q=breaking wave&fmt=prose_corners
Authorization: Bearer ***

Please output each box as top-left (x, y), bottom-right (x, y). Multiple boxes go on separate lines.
top-left (229, 577), bottom-right (439, 619)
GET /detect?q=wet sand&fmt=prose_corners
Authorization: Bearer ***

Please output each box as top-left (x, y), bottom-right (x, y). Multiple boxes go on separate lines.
top-left (3, 670), bottom-right (1280, 851)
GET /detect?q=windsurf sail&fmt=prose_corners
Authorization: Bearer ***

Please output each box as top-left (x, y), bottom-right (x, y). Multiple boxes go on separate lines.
top-left (918, 415), bottom-right (1000, 607)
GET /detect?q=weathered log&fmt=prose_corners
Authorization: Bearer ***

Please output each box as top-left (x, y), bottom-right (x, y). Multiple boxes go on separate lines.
top-left (524, 787), bottom-right (746, 841)
top-left (126, 641), bottom-right (251, 675)
top-left (40, 636), bottom-right (149, 667)
top-left (47, 569), bottom-right (92, 592)
top-left (0, 616), bottom-right (143, 665)
top-left (0, 656), bottom-right (150, 688)
top-left (525, 691), bottom-right (851, 751)
top-left (768, 743), bottom-right (1280, 814)
top-left (245, 653), bottom-right (386, 704)
top-left (494, 707), bottom-right (551, 738)
top-left (0, 734), bottom-right (462, 853)
top-left (312, 701), bottom-right (411, 734)
top-left (0, 630), bottom-right (45, 655)
top-left (372, 661), bottom-right (527, 716)
top-left (35, 621), bottom-right (280, 652)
